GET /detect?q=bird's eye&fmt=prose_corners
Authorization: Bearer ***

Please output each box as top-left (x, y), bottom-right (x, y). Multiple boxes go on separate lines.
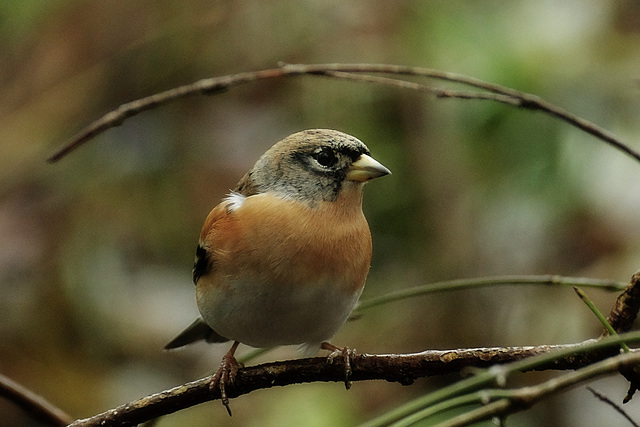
top-left (313, 148), bottom-right (338, 168)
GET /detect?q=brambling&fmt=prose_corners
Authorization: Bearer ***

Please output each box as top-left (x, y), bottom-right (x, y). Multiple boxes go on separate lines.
top-left (165, 129), bottom-right (390, 413)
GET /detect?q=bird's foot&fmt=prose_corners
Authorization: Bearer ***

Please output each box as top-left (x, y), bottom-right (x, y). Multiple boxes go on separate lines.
top-left (321, 342), bottom-right (356, 390)
top-left (210, 341), bottom-right (242, 416)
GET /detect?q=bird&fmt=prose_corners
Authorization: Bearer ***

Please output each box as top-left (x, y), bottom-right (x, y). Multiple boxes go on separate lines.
top-left (164, 129), bottom-right (390, 414)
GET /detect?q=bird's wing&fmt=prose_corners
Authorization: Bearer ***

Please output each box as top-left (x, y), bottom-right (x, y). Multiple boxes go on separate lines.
top-left (165, 171), bottom-right (261, 349)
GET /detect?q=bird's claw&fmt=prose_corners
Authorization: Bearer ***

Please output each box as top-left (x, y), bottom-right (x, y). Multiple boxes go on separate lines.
top-left (322, 342), bottom-right (356, 389)
top-left (210, 343), bottom-right (242, 416)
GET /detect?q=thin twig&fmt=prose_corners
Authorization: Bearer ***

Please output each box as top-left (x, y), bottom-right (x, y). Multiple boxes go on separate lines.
top-left (428, 353), bottom-right (640, 427)
top-left (48, 63), bottom-right (640, 164)
top-left (574, 286), bottom-right (630, 352)
top-left (0, 374), bottom-right (73, 427)
top-left (354, 275), bottom-right (624, 315)
top-left (587, 387), bottom-right (639, 427)
top-left (317, 70), bottom-right (522, 104)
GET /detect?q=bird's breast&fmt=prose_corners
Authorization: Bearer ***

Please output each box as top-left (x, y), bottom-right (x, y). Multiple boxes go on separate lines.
top-left (208, 191), bottom-right (372, 293)
top-left (196, 190), bottom-right (372, 346)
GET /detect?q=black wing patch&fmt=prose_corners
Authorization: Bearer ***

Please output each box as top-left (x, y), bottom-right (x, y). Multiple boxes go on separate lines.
top-left (192, 243), bottom-right (211, 285)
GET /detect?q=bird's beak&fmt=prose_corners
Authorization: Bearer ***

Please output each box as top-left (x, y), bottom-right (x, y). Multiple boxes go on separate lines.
top-left (346, 154), bottom-right (391, 182)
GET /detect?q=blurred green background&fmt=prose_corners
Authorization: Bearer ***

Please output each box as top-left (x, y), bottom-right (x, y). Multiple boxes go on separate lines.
top-left (2, 1), bottom-right (640, 426)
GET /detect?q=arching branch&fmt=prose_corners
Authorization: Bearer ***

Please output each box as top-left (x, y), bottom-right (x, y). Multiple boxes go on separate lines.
top-left (47, 63), bottom-right (640, 164)
top-left (0, 374), bottom-right (72, 427)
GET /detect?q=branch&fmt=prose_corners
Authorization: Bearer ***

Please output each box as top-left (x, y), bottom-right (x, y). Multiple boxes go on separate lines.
top-left (354, 275), bottom-right (625, 315)
top-left (68, 333), bottom-right (640, 427)
top-left (360, 332), bottom-right (640, 427)
top-left (606, 270), bottom-right (640, 334)
top-left (7, 273), bottom-right (636, 425)
top-left (603, 270), bottom-right (640, 402)
top-left (359, 269), bottom-right (640, 427)
top-left (0, 374), bottom-right (73, 427)
top-left (47, 63), bottom-right (640, 164)
top-left (58, 273), bottom-right (639, 426)
top-left (433, 352), bottom-right (640, 427)
top-left (586, 387), bottom-right (639, 427)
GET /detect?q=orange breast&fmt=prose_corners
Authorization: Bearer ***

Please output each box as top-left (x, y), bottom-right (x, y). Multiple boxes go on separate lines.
top-left (200, 185), bottom-right (372, 295)
top-left (195, 184), bottom-right (374, 346)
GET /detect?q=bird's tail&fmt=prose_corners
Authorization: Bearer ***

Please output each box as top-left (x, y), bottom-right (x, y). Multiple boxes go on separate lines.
top-left (164, 318), bottom-right (229, 350)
